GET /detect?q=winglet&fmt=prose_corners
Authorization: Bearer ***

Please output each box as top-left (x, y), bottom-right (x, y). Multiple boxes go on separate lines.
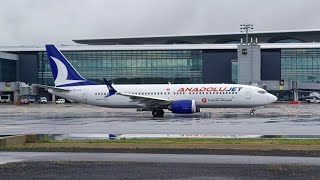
top-left (103, 78), bottom-right (117, 97)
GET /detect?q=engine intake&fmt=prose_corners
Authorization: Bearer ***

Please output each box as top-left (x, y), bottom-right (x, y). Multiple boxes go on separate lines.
top-left (168, 99), bottom-right (200, 114)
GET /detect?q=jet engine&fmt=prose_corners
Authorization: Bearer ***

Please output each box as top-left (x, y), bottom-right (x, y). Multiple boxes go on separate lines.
top-left (168, 99), bottom-right (200, 114)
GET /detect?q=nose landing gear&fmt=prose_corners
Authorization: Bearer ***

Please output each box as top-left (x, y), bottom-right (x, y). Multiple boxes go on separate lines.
top-left (152, 108), bottom-right (164, 117)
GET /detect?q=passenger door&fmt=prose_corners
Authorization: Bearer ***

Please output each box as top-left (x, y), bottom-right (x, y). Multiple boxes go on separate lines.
top-left (245, 88), bottom-right (251, 99)
top-left (82, 89), bottom-right (87, 102)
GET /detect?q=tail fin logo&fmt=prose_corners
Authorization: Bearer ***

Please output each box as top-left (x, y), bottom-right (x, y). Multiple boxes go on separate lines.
top-left (46, 44), bottom-right (98, 87)
top-left (50, 56), bottom-right (85, 86)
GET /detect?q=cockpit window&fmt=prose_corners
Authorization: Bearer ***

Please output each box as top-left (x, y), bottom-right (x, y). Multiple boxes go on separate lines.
top-left (258, 90), bottom-right (267, 94)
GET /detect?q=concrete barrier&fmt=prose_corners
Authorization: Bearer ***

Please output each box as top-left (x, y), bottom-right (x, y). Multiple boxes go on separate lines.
top-left (0, 135), bottom-right (27, 147)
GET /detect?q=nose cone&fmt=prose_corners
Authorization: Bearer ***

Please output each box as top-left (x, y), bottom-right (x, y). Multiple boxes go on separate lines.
top-left (268, 94), bottom-right (278, 103)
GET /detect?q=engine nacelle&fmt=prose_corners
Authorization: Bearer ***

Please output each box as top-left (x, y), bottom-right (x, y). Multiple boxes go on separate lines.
top-left (168, 99), bottom-right (200, 114)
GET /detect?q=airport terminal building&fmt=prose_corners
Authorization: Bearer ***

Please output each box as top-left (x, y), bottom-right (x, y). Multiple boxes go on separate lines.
top-left (1, 29), bottom-right (320, 101)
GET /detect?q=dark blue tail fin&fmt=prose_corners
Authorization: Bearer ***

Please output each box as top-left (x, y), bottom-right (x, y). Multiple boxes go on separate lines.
top-left (45, 44), bottom-right (97, 87)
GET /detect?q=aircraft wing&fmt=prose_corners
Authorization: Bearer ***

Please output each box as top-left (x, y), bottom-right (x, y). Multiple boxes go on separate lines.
top-left (118, 92), bottom-right (171, 106)
top-left (103, 78), bottom-right (171, 107)
top-left (33, 84), bottom-right (71, 92)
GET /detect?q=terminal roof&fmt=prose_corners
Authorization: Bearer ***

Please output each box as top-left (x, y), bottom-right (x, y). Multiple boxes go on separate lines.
top-left (73, 29), bottom-right (320, 45)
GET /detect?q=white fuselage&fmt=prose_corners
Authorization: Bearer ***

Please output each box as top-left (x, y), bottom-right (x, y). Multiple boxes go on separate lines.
top-left (48, 84), bottom-right (277, 109)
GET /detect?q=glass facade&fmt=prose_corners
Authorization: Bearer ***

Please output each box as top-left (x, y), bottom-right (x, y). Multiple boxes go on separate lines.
top-left (38, 50), bottom-right (202, 85)
top-left (231, 60), bottom-right (238, 83)
top-left (273, 39), bottom-right (304, 43)
top-left (0, 59), bottom-right (16, 82)
top-left (281, 49), bottom-right (320, 83)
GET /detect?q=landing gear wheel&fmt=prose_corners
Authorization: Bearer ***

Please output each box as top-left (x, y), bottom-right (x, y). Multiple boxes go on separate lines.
top-left (250, 109), bottom-right (255, 116)
top-left (159, 109), bottom-right (164, 117)
top-left (152, 109), bottom-right (164, 117)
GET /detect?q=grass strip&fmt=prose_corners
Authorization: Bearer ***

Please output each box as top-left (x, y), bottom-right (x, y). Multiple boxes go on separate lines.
top-left (37, 138), bottom-right (320, 145)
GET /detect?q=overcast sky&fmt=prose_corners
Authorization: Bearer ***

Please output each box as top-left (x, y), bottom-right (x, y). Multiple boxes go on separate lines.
top-left (0, 0), bottom-right (319, 46)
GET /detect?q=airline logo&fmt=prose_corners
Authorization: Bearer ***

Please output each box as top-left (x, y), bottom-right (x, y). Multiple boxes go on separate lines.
top-left (50, 56), bottom-right (85, 86)
top-left (177, 87), bottom-right (243, 92)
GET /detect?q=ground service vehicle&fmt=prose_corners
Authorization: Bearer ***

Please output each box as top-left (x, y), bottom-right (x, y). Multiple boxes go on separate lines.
top-left (56, 99), bottom-right (65, 104)
top-left (0, 95), bottom-right (11, 103)
top-left (20, 98), bottom-right (30, 104)
top-left (306, 96), bottom-right (320, 103)
top-left (39, 97), bottom-right (48, 104)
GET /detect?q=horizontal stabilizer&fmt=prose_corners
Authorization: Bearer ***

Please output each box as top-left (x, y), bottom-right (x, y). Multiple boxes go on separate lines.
top-left (33, 84), bottom-right (71, 92)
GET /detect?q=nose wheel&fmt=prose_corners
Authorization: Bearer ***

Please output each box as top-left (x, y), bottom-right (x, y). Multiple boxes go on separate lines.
top-left (152, 109), bottom-right (164, 117)
top-left (250, 109), bottom-right (255, 116)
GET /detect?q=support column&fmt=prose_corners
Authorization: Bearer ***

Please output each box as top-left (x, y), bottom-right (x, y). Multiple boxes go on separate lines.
top-left (293, 90), bottom-right (299, 101)
top-left (289, 81), bottom-right (300, 104)
top-left (52, 94), bottom-right (56, 102)
top-left (237, 43), bottom-right (261, 85)
top-left (13, 91), bottom-right (19, 103)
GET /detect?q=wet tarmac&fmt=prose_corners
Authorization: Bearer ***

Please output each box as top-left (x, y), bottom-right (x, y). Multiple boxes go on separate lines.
top-left (0, 103), bottom-right (320, 135)
top-left (2, 152), bottom-right (320, 165)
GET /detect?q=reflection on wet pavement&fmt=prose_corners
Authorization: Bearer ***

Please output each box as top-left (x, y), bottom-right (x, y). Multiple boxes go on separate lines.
top-left (0, 103), bottom-right (320, 135)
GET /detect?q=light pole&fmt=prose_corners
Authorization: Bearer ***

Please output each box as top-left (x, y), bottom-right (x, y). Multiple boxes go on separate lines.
top-left (240, 24), bottom-right (254, 44)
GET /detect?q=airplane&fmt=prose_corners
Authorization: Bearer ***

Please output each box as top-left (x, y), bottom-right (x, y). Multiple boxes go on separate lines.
top-left (43, 44), bottom-right (277, 117)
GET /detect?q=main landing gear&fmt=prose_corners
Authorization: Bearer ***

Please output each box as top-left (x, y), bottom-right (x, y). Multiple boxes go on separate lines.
top-left (152, 108), bottom-right (164, 117)
top-left (250, 109), bottom-right (255, 116)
